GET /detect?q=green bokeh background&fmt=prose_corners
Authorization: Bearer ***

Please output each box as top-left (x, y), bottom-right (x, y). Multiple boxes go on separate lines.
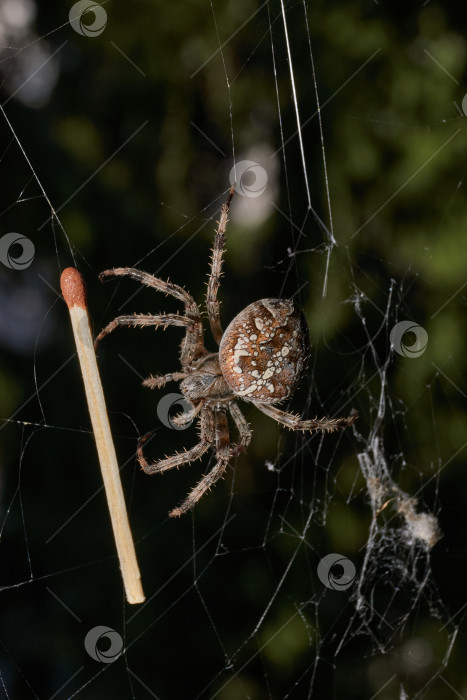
top-left (1, 1), bottom-right (467, 698)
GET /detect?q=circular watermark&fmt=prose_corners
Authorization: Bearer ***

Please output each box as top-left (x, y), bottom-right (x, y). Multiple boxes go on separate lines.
top-left (69, 1), bottom-right (107, 37)
top-left (229, 160), bottom-right (268, 198)
top-left (317, 553), bottom-right (356, 591)
top-left (84, 626), bottom-right (123, 663)
top-left (390, 321), bottom-right (428, 358)
top-left (157, 393), bottom-right (194, 430)
top-left (0, 232), bottom-right (35, 270)
top-left (462, 93), bottom-right (467, 117)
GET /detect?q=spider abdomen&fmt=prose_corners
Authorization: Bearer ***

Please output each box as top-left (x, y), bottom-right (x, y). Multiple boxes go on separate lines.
top-left (219, 298), bottom-right (310, 404)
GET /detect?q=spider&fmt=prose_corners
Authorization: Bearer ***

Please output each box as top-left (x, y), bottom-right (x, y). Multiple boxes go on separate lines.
top-left (95, 186), bottom-right (356, 517)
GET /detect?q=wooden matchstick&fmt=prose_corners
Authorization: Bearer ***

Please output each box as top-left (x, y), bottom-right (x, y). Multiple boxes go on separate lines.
top-left (60, 267), bottom-right (145, 605)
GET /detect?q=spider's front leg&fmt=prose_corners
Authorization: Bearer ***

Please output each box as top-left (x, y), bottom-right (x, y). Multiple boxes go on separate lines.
top-left (137, 407), bottom-right (214, 476)
top-left (256, 403), bottom-right (358, 433)
top-left (169, 407), bottom-right (232, 518)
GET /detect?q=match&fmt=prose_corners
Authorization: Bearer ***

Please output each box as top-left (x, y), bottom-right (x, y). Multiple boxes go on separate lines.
top-left (60, 267), bottom-right (145, 605)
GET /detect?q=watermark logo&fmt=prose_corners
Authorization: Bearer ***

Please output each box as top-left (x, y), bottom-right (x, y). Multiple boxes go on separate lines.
top-left (317, 553), bottom-right (356, 591)
top-left (390, 321), bottom-right (428, 358)
top-left (229, 160), bottom-right (268, 198)
top-left (462, 93), bottom-right (467, 117)
top-left (157, 393), bottom-right (194, 430)
top-left (0, 233), bottom-right (35, 270)
top-left (69, 1), bottom-right (107, 37)
top-left (84, 626), bottom-right (123, 663)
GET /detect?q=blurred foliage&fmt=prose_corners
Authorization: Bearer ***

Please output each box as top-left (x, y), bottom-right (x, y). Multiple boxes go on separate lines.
top-left (1, 0), bottom-right (467, 698)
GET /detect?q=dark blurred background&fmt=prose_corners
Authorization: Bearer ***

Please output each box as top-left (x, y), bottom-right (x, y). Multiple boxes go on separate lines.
top-left (1, 1), bottom-right (467, 698)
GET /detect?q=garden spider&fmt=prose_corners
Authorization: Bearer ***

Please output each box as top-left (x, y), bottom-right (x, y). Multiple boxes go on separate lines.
top-left (95, 186), bottom-right (356, 517)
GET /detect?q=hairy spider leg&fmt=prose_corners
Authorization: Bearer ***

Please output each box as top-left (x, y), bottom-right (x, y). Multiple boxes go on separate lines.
top-left (96, 267), bottom-right (205, 364)
top-left (228, 401), bottom-right (252, 454)
top-left (256, 403), bottom-right (358, 432)
top-left (136, 408), bottom-right (214, 475)
top-left (94, 313), bottom-right (195, 348)
top-left (206, 185), bottom-right (235, 345)
top-left (169, 407), bottom-right (232, 517)
top-left (142, 372), bottom-right (191, 390)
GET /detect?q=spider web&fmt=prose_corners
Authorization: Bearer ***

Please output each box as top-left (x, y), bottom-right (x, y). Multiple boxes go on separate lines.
top-left (1, 1), bottom-right (467, 698)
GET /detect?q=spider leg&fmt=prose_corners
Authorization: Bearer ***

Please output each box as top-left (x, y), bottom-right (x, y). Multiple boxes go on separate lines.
top-left (98, 267), bottom-right (205, 364)
top-left (137, 408), bottom-right (214, 475)
top-left (228, 402), bottom-right (252, 455)
top-left (94, 313), bottom-right (195, 347)
top-left (206, 186), bottom-right (235, 345)
top-left (142, 371), bottom-right (190, 390)
top-left (169, 408), bottom-right (231, 517)
top-left (255, 403), bottom-right (358, 432)
top-left (99, 267), bottom-right (197, 308)
top-left (169, 451), bottom-right (230, 518)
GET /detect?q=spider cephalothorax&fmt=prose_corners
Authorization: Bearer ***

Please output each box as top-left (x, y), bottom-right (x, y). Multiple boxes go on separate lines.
top-left (96, 186), bottom-right (356, 517)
